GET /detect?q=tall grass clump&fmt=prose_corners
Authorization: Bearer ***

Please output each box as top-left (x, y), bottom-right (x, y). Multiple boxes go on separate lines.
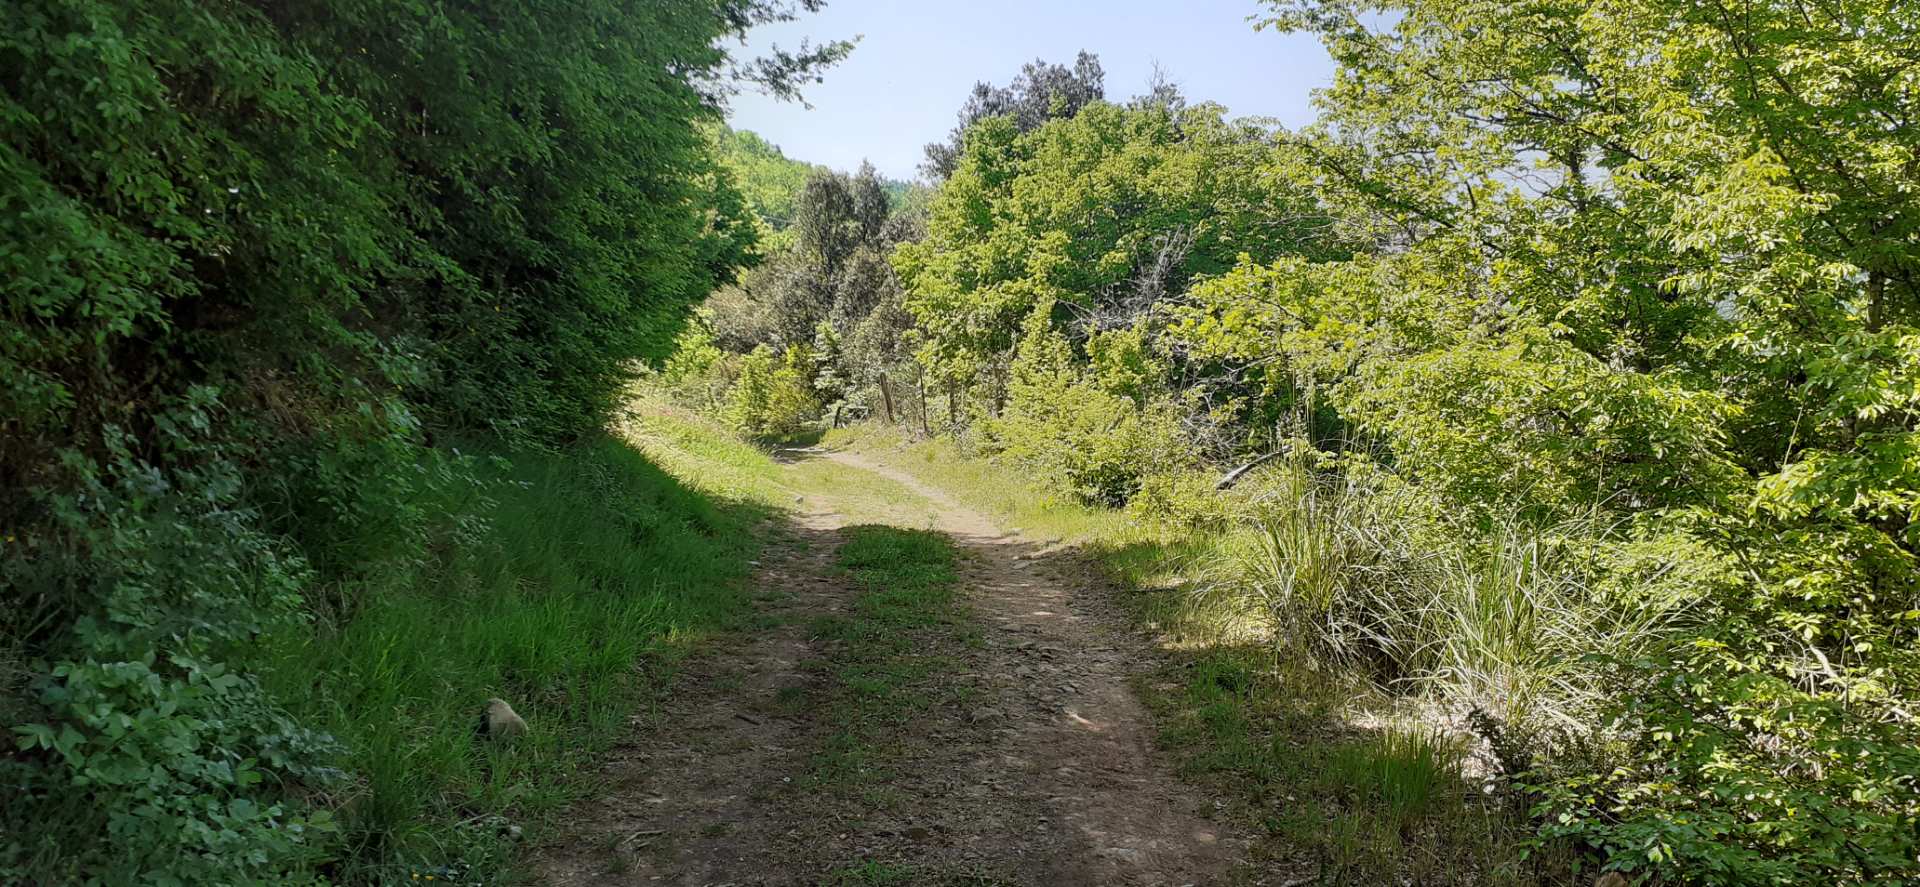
top-left (1410, 520), bottom-right (1681, 728)
top-left (1205, 452), bottom-right (1687, 728)
top-left (1326, 728), bottom-right (1468, 823)
top-left (1204, 453), bottom-right (1432, 673)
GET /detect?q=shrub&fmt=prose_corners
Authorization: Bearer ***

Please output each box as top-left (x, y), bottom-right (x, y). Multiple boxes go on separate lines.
top-left (984, 308), bottom-right (1192, 505)
top-left (1128, 470), bottom-right (1236, 532)
top-left (725, 344), bottom-right (823, 438)
top-left (986, 386), bottom-right (1191, 507)
top-left (660, 312), bottom-right (739, 413)
top-left (3, 438), bottom-right (339, 884)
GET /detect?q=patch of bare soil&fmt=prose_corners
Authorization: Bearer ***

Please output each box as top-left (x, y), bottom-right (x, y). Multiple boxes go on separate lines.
top-left (535, 451), bottom-right (1244, 886)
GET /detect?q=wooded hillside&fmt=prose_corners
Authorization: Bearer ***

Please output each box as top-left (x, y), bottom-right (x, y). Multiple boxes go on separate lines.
top-left (5, 0), bottom-right (1918, 884)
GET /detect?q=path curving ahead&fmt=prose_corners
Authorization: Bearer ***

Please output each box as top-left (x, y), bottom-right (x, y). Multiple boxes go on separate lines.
top-left (537, 446), bottom-right (1243, 886)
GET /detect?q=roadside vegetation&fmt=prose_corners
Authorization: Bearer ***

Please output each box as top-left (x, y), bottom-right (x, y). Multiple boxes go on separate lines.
top-left (7, 0), bottom-right (1916, 884)
top-left (261, 438), bottom-right (766, 883)
top-left (1, 1), bottom-right (845, 882)
top-left (662, 3), bottom-right (1920, 883)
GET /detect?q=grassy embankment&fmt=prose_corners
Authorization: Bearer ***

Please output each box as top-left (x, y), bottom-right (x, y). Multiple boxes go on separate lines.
top-left (819, 423), bottom-right (1553, 886)
top-left (258, 419), bottom-right (796, 882)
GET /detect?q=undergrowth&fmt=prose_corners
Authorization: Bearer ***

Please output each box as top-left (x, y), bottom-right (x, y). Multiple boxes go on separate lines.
top-left (265, 435), bottom-right (765, 883)
top-left (819, 422), bottom-right (1565, 885)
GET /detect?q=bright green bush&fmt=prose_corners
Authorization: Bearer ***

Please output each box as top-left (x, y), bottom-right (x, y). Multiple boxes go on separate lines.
top-left (1126, 470), bottom-right (1234, 532)
top-left (660, 311), bottom-right (740, 413)
top-left (983, 308), bottom-right (1192, 505)
top-left (726, 344), bottom-right (823, 438)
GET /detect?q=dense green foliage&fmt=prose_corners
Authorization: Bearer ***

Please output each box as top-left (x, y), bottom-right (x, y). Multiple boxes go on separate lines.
top-left (666, 9), bottom-right (1920, 882)
top-left (713, 126), bottom-right (826, 235)
top-left (1, 0), bottom-right (842, 881)
top-left (893, 96), bottom-right (1337, 477)
top-left (1208, 1), bottom-right (1919, 880)
top-left (669, 152), bottom-right (933, 435)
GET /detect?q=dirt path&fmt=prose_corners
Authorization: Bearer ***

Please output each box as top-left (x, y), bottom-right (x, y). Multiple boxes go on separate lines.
top-left (537, 448), bottom-right (1243, 885)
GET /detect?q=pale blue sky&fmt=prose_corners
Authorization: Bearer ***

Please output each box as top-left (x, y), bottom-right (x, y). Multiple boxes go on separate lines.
top-left (726, 0), bottom-right (1335, 180)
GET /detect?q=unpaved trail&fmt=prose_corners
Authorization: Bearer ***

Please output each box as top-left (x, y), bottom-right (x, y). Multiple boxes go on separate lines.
top-left (537, 447), bottom-right (1243, 885)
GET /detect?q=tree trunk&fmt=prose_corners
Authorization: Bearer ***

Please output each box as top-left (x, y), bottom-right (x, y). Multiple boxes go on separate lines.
top-left (916, 367), bottom-right (931, 438)
top-left (1868, 270), bottom-right (1886, 333)
top-left (878, 375), bottom-right (896, 424)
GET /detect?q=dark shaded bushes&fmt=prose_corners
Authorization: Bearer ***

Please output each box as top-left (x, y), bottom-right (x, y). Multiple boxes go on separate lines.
top-left (1, 0), bottom-right (839, 880)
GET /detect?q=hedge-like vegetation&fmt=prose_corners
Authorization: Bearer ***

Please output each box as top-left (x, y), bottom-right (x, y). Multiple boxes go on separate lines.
top-left (0, 1), bottom-right (842, 881)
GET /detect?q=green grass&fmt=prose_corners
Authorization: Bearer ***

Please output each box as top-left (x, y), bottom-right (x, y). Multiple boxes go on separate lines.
top-left (818, 424), bottom-right (1125, 542)
top-left (825, 859), bottom-right (920, 885)
top-left (819, 421), bottom-right (1559, 886)
top-left (803, 526), bottom-right (968, 794)
top-left (1326, 728), bottom-right (1467, 823)
top-left (260, 434), bottom-right (767, 883)
top-left (626, 396), bottom-right (942, 526)
top-left (818, 423), bottom-right (1203, 590)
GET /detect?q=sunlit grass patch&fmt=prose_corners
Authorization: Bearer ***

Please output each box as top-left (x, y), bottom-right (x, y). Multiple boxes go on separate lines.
top-left (1324, 728), bottom-right (1467, 823)
top-left (624, 395), bottom-right (943, 525)
top-left (822, 424), bottom-right (1138, 545)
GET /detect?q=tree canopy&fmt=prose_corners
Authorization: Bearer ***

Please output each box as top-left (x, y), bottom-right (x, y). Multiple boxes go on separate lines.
top-left (922, 51), bottom-right (1109, 179)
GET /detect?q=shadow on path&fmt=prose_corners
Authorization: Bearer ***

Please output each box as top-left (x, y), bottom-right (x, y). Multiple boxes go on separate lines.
top-left (536, 446), bottom-right (1243, 885)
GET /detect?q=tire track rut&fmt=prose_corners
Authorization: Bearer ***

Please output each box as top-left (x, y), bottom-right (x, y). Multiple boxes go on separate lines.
top-left (537, 448), bottom-right (1242, 885)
